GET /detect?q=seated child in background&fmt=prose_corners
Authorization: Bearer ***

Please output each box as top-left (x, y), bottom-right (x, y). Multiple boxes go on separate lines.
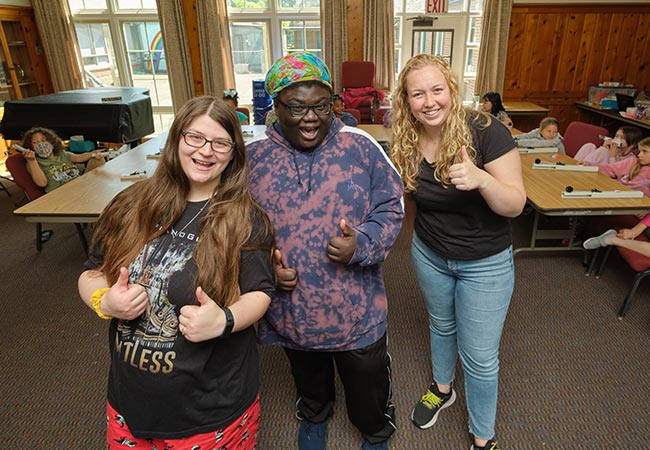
top-left (574, 126), bottom-right (643, 165)
top-left (514, 117), bottom-right (565, 154)
top-left (589, 136), bottom-right (650, 197)
top-left (223, 89), bottom-right (250, 125)
top-left (583, 218), bottom-right (650, 257)
top-left (332, 94), bottom-right (358, 126)
top-left (21, 127), bottom-right (105, 193)
top-left (481, 91), bottom-right (513, 128)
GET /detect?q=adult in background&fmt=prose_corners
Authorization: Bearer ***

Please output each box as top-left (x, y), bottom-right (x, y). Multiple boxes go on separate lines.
top-left (391, 54), bottom-right (526, 450)
top-left (481, 91), bottom-right (513, 128)
top-left (246, 52), bottom-right (404, 450)
top-left (78, 96), bottom-right (275, 450)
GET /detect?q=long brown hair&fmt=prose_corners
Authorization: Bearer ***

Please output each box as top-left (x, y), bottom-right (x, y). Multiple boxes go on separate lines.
top-left (390, 54), bottom-right (484, 192)
top-left (91, 96), bottom-right (274, 307)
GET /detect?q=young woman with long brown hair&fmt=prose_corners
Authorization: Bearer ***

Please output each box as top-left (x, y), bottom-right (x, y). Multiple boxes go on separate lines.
top-left (78, 95), bottom-right (275, 450)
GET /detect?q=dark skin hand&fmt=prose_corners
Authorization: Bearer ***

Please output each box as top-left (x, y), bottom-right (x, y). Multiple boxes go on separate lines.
top-left (272, 219), bottom-right (357, 291)
top-left (273, 249), bottom-right (298, 291)
top-left (327, 219), bottom-right (357, 264)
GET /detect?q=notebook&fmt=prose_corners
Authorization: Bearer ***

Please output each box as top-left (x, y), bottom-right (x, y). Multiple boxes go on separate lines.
top-left (616, 93), bottom-right (636, 112)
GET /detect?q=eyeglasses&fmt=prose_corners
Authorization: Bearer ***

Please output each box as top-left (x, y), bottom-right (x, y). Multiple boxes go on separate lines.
top-left (181, 131), bottom-right (234, 154)
top-left (276, 100), bottom-right (333, 118)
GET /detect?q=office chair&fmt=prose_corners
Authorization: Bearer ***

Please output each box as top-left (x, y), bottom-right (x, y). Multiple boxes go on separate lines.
top-left (5, 153), bottom-right (88, 253)
top-left (563, 121), bottom-right (608, 158)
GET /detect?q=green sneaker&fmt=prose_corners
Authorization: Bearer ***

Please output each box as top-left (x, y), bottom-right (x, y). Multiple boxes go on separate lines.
top-left (411, 383), bottom-right (456, 429)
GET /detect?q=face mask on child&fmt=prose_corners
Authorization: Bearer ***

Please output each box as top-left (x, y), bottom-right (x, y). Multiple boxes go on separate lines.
top-left (34, 141), bottom-right (53, 158)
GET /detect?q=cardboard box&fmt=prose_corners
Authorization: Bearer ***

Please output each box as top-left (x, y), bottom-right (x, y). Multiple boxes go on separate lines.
top-left (588, 85), bottom-right (636, 106)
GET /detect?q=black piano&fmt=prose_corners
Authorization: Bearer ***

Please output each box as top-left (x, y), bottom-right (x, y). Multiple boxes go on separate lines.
top-left (0, 87), bottom-right (154, 143)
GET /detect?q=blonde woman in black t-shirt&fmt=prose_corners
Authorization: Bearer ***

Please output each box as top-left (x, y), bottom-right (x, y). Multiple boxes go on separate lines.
top-left (78, 96), bottom-right (275, 450)
top-left (390, 55), bottom-right (526, 450)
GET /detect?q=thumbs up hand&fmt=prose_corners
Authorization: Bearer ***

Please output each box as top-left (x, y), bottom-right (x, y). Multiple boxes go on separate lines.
top-left (102, 267), bottom-right (149, 320)
top-left (178, 287), bottom-right (224, 342)
top-left (327, 219), bottom-right (357, 264)
top-left (273, 249), bottom-right (298, 291)
top-left (449, 145), bottom-right (486, 191)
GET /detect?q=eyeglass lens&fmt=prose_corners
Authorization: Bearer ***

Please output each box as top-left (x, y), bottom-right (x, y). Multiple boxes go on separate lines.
top-left (282, 101), bottom-right (332, 117)
top-left (182, 132), bottom-right (233, 153)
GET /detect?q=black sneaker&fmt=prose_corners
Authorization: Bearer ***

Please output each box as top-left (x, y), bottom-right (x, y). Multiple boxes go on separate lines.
top-left (411, 383), bottom-right (456, 429)
top-left (470, 438), bottom-right (500, 450)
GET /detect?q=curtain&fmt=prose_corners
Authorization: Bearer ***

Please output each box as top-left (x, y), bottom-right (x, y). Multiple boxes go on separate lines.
top-left (197, 0), bottom-right (235, 98)
top-left (475, 0), bottom-right (512, 96)
top-left (320, 0), bottom-right (348, 94)
top-left (363, 0), bottom-right (395, 92)
top-left (156, 0), bottom-right (195, 111)
top-left (31, 0), bottom-right (84, 92)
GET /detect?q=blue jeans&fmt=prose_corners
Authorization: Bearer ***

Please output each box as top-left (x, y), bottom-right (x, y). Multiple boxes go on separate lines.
top-left (411, 233), bottom-right (514, 440)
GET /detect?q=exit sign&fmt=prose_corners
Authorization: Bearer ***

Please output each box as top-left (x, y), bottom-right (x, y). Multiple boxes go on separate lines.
top-left (426, 0), bottom-right (447, 13)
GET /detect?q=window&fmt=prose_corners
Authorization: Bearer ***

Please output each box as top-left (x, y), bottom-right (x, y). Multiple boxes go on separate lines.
top-left (394, 0), bottom-right (483, 103)
top-left (227, 0), bottom-right (321, 107)
top-left (68, 0), bottom-right (173, 133)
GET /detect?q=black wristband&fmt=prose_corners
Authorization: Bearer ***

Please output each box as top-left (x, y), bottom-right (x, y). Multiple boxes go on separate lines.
top-left (221, 306), bottom-right (234, 339)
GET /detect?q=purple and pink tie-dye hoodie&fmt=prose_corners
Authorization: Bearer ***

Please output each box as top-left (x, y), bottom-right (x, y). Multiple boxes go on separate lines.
top-left (247, 120), bottom-right (404, 351)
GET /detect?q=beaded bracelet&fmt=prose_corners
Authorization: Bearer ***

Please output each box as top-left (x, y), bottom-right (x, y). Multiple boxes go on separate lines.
top-left (91, 287), bottom-right (112, 320)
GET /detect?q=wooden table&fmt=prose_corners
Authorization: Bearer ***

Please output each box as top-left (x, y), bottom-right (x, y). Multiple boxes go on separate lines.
top-left (516, 152), bottom-right (650, 255)
top-left (14, 133), bottom-right (167, 224)
top-left (358, 124), bottom-right (391, 143)
top-left (503, 101), bottom-right (549, 116)
top-left (575, 102), bottom-right (650, 132)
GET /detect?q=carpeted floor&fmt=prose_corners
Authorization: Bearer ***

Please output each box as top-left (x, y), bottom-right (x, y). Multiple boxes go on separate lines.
top-left (1, 180), bottom-right (649, 449)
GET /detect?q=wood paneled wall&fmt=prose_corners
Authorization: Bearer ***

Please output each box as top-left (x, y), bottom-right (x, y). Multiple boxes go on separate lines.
top-left (504, 3), bottom-right (650, 132)
top-left (347, 0), bottom-right (364, 61)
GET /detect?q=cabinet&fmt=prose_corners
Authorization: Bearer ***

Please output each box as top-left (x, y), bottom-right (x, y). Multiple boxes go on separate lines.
top-left (0, 7), bottom-right (52, 106)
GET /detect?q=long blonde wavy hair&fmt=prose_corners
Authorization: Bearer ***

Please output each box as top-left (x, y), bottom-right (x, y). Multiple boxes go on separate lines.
top-left (91, 96), bottom-right (274, 307)
top-left (390, 54), bottom-right (487, 192)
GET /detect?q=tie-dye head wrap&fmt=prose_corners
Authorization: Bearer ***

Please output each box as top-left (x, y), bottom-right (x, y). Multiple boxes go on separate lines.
top-left (265, 52), bottom-right (332, 99)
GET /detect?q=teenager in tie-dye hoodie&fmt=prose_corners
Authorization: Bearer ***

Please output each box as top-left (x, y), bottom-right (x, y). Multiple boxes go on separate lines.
top-left (246, 52), bottom-right (404, 450)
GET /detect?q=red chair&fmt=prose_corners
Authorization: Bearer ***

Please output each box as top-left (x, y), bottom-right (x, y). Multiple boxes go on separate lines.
top-left (586, 221), bottom-right (650, 318)
top-left (563, 121), bottom-right (608, 158)
top-left (6, 153), bottom-right (88, 253)
top-left (615, 234), bottom-right (650, 318)
top-left (374, 108), bottom-right (390, 126)
top-left (341, 61), bottom-right (377, 124)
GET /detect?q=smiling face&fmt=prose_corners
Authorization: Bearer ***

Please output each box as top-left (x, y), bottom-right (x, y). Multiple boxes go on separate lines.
top-left (406, 65), bottom-right (452, 130)
top-left (276, 83), bottom-right (332, 151)
top-left (178, 114), bottom-right (234, 200)
top-left (332, 98), bottom-right (345, 117)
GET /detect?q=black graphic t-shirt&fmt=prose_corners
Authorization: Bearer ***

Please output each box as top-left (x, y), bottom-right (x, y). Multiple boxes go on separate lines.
top-left (84, 201), bottom-right (275, 439)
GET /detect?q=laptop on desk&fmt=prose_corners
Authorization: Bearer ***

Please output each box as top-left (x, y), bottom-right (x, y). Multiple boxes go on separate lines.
top-left (616, 93), bottom-right (636, 112)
